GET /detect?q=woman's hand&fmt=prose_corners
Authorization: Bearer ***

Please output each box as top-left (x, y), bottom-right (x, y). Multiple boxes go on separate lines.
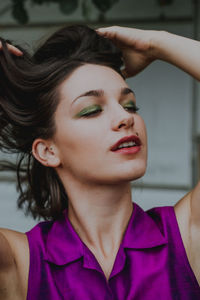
top-left (0, 41), bottom-right (23, 56)
top-left (97, 26), bottom-right (159, 77)
top-left (97, 26), bottom-right (200, 81)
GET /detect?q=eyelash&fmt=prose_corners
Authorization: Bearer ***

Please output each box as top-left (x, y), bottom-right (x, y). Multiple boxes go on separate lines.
top-left (124, 104), bottom-right (140, 113)
top-left (81, 103), bottom-right (140, 117)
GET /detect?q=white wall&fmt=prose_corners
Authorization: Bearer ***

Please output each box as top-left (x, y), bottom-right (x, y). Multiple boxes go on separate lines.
top-left (0, 0), bottom-right (197, 231)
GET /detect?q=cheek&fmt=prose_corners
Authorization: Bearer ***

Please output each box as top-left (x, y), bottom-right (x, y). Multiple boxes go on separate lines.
top-left (136, 116), bottom-right (147, 139)
top-left (135, 117), bottom-right (148, 158)
top-left (56, 120), bottom-right (103, 156)
top-left (142, 121), bottom-right (147, 142)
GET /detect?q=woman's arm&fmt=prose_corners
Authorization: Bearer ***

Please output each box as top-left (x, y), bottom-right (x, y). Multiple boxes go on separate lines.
top-left (0, 230), bottom-right (20, 299)
top-left (97, 26), bottom-right (200, 81)
top-left (0, 228), bottom-right (28, 300)
top-left (152, 30), bottom-right (200, 81)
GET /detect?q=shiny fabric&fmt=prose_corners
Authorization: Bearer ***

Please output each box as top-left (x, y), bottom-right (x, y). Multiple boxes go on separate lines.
top-left (26, 203), bottom-right (200, 300)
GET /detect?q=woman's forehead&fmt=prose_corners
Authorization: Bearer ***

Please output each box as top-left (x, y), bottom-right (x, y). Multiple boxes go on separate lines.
top-left (59, 64), bottom-right (128, 104)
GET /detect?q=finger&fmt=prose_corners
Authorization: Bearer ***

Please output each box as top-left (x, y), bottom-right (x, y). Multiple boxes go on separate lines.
top-left (96, 26), bottom-right (128, 38)
top-left (96, 26), bottom-right (120, 39)
top-left (0, 41), bottom-right (23, 56)
top-left (7, 44), bottom-right (23, 56)
top-left (96, 26), bottom-right (135, 47)
top-left (96, 26), bottom-right (120, 34)
top-left (96, 27), bottom-right (125, 50)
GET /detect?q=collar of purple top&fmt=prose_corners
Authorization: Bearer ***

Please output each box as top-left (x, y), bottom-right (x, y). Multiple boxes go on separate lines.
top-left (44, 202), bottom-right (167, 266)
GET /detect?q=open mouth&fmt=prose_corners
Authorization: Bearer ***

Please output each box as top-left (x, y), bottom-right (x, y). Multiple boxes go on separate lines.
top-left (111, 135), bottom-right (141, 152)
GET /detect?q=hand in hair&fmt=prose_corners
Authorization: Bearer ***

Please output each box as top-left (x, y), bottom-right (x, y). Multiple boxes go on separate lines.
top-left (97, 26), bottom-right (200, 81)
top-left (96, 26), bottom-right (156, 77)
top-left (0, 41), bottom-right (23, 56)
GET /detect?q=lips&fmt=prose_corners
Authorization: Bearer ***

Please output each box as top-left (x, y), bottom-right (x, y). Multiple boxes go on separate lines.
top-left (111, 135), bottom-right (141, 151)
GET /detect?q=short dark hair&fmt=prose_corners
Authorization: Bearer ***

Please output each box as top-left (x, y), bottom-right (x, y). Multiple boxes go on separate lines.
top-left (0, 25), bottom-right (123, 220)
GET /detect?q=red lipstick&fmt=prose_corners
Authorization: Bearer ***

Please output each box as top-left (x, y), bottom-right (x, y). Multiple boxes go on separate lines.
top-left (110, 135), bottom-right (141, 154)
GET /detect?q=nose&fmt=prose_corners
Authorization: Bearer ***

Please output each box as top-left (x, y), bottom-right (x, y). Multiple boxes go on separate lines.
top-left (111, 107), bottom-right (135, 131)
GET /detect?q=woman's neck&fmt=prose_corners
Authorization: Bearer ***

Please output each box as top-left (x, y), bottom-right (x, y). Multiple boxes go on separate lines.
top-left (66, 180), bottom-right (133, 258)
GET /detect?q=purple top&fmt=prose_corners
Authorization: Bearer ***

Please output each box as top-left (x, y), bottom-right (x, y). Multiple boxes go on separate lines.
top-left (26, 203), bottom-right (200, 300)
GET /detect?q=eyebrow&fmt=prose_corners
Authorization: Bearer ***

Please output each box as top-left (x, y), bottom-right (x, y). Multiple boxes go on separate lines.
top-left (71, 87), bottom-right (135, 105)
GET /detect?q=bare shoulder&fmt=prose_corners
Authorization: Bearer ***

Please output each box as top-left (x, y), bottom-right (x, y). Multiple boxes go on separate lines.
top-left (174, 181), bottom-right (200, 285)
top-left (174, 181), bottom-right (200, 228)
top-left (174, 189), bottom-right (191, 238)
top-left (0, 228), bottom-right (29, 260)
top-left (0, 228), bottom-right (29, 300)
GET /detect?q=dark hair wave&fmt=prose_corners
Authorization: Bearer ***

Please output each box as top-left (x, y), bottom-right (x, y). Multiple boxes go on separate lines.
top-left (0, 25), bottom-right (123, 220)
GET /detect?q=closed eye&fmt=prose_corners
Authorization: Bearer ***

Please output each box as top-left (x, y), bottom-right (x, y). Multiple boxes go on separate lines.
top-left (123, 101), bottom-right (140, 113)
top-left (75, 105), bottom-right (102, 117)
top-left (83, 109), bottom-right (102, 117)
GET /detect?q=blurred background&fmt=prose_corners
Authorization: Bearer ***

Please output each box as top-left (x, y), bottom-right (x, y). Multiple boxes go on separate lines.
top-left (0, 0), bottom-right (199, 231)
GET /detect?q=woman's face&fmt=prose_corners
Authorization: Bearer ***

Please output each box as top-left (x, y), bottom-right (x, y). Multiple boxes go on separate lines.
top-left (53, 64), bottom-right (147, 185)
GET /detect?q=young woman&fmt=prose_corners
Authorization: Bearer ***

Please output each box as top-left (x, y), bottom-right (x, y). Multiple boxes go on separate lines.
top-left (0, 24), bottom-right (199, 300)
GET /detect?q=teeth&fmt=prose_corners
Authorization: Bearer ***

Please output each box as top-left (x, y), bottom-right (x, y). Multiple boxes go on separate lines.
top-left (117, 141), bottom-right (136, 149)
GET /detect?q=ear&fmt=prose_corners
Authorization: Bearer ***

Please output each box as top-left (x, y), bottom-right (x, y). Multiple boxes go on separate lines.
top-left (32, 139), bottom-right (61, 168)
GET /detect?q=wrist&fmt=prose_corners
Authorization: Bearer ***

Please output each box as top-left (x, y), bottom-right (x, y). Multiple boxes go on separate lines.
top-left (149, 30), bottom-right (171, 61)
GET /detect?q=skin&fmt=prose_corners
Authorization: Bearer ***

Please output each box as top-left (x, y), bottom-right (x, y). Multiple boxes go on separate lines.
top-left (0, 27), bottom-right (200, 299)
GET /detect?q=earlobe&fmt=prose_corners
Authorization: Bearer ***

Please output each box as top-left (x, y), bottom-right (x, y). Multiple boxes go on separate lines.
top-left (32, 139), bottom-right (61, 167)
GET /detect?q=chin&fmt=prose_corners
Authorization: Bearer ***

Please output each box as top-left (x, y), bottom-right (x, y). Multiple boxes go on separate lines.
top-left (127, 170), bottom-right (146, 182)
top-left (125, 164), bottom-right (147, 182)
top-left (108, 166), bottom-right (147, 185)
